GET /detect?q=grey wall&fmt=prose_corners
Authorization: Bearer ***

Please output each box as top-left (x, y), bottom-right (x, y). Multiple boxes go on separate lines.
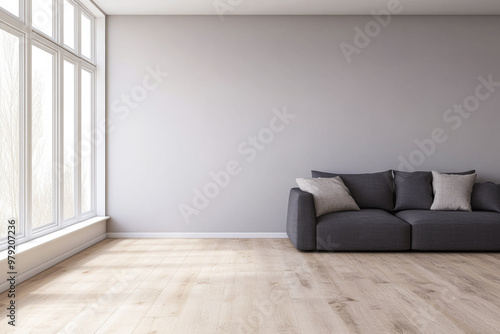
top-left (106, 15), bottom-right (500, 233)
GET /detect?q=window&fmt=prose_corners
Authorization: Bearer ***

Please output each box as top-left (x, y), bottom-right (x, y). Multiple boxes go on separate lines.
top-left (80, 12), bottom-right (92, 59)
top-left (32, 0), bottom-right (54, 38)
top-left (63, 0), bottom-right (75, 49)
top-left (0, 28), bottom-right (21, 239)
top-left (63, 60), bottom-right (75, 220)
top-left (80, 68), bottom-right (92, 213)
top-left (0, 1), bottom-right (104, 250)
top-left (31, 44), bottom-right (55, 230)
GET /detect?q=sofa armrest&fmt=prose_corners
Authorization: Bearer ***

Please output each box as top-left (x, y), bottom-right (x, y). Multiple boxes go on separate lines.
top-left (286, 188), bottom-right (317, 251)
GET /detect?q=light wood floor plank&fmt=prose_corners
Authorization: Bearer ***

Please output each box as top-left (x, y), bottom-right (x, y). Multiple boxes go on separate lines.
top-left (95, 289), bottom-right (161, 334)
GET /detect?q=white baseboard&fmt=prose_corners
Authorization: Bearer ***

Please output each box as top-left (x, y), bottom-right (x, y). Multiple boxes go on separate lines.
top-left (0, 234), bottom-right (106, 293)
top-left (107, 232), bottom-right (288, 239)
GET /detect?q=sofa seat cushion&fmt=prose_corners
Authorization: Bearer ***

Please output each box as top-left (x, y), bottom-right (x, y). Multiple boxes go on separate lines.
top-left (396, 210), bottom-right (500, 251)
top-left (316, 209), bottom-right (411, 251)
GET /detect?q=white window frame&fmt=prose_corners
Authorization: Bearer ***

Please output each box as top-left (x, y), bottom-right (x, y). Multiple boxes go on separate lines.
top-left (0, 0), bottom-right (105, 251)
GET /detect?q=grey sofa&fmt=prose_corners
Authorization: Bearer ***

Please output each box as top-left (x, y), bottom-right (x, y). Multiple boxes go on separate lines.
top-left (287, 170), bottom-right (500, 251)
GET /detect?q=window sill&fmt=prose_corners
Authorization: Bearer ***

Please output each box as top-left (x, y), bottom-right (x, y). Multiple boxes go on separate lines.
top-left (0, 216), bottom-right (109, 261)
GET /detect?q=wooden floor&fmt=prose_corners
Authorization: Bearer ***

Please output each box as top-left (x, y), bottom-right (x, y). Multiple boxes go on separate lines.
top-left (1, 239), bottom-right (500, 334)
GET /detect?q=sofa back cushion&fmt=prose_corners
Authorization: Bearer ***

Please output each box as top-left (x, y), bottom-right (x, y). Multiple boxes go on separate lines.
top-left (393, 170), bottom-right (476, 211)
top-left (394, 171), bottom-right (433, 210)
top-left (296, 177), bottom-right (360, 216)
top-left (471, 182), bottom-right (500, 213)
top-left (311, 170), bottom-right (394, 211)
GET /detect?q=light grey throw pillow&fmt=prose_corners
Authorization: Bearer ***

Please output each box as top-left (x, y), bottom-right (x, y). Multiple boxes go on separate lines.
top-left (296, 177), bottom-right (360, 216)
top-left (430, 171), bottom-right (477, 211)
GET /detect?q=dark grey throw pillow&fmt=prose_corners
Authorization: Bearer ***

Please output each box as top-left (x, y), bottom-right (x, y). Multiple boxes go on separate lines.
top-left (471, 182), bottom-right (500, 213)
top-left (394, 171), bottom-right (433, 210)
top-left (393, 170), bottom-right (476, 211)
top-left (311, 170), bottom-right (394, 211)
